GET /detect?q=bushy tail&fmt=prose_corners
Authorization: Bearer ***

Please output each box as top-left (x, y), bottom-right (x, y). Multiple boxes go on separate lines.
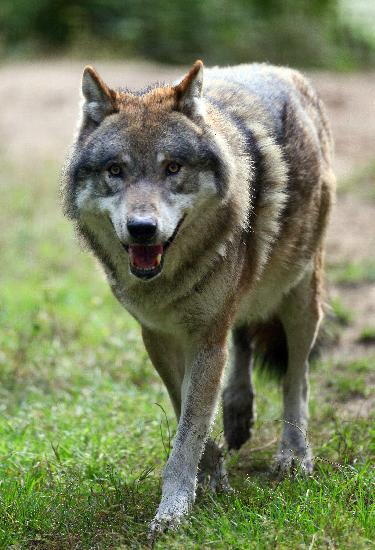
top-left (251, 318), bottom-right (288, 380)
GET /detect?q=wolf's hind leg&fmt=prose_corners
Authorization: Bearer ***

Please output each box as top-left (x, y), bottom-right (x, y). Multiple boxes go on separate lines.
top-left (223, 326), bottom-right (255, 450)
top-left (275, 266), bottom-right (323, 474)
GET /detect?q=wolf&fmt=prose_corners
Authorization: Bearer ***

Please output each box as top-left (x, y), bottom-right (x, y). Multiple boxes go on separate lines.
top-left (62, 60), bottom-right (335, 535)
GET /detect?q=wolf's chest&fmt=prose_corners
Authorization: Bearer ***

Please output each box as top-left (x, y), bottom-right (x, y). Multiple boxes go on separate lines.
top-left (108, 270), bottom-right (232, 335)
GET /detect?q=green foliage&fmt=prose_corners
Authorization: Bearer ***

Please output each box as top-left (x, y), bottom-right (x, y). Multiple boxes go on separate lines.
top-left (0, 0), bottom-right (374, 68)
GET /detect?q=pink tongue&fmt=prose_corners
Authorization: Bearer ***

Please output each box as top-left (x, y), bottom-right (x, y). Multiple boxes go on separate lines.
top-left (128, 244), bottom-right (163, 269)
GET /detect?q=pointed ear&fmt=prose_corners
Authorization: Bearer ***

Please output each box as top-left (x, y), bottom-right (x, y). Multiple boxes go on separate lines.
top-left (174, 60), bottom-right (204, 119)
top-left (81, 66), bottom-right (117, 125)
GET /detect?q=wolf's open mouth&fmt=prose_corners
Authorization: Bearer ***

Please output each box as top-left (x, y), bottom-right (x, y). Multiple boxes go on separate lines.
top-left (128, 243), bottom-right (164, 280)
top-left (123, 216), bottom-right (185, 281)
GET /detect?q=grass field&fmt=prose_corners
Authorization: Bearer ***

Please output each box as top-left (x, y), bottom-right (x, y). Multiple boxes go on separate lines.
top-left (0, 64), bottom-right (374, 549)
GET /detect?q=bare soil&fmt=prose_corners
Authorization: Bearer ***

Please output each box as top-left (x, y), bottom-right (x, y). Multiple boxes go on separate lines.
top-left (1, 59), bottom-right (374, 405)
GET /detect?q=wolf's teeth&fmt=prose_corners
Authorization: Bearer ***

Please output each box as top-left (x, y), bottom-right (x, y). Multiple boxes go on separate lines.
top-left (155, 254), bottom-right (162, 267)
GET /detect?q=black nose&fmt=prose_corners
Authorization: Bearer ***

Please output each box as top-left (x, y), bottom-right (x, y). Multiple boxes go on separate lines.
top-left (127, 216), bottom-right (157, 242)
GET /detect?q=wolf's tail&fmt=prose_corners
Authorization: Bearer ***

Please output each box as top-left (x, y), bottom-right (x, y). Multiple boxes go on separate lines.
top-left (250, 318), bottom-right (288, 379)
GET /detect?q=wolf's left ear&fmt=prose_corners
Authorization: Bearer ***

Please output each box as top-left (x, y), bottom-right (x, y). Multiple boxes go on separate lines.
top-left (174, 60), bottom-right (204, 120)
top-left (81, 66), bottom-right (117, 125)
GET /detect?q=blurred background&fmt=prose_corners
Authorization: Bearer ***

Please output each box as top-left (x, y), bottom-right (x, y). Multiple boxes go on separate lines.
top-left (1, 0), bottom-right (375, 68)
top-left (0, 2), bottom-right (374, 547)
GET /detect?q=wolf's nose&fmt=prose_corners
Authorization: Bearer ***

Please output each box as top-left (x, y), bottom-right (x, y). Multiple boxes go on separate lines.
top-left (127, 217), bottom-right (157, 242)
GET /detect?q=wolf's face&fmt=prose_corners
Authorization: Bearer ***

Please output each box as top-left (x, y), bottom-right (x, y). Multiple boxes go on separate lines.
top-left (67, 62), bottom-right (230, 281)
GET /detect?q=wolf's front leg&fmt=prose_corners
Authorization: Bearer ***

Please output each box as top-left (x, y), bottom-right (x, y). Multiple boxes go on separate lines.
top-left (150, 343), bottom-right (227, 536)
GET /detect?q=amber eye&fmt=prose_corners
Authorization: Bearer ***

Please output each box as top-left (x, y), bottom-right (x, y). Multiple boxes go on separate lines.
top-left (166, 161), bottom-right (181, 176)
top-left (108, 163), bottom-right (122, 177)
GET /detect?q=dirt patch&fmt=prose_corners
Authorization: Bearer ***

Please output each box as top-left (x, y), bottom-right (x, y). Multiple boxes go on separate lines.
top-left (338, 395), bottom-right (375, 419)
top-left (327, 194), bottom-right (375, 264)
top-left (310, 71), bottom-right (375, 181)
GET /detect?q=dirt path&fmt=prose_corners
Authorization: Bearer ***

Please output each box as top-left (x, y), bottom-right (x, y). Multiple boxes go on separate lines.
top-left (310, 72), bottom-right (375, 180)
top-left (1, 60), bottom-right (374, 368)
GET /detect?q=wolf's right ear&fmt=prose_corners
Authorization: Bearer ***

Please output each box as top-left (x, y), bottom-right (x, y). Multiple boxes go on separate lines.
top-left (174, 60), bottom-right (204, 120)
top-left (81, 66), bottom-right (117, 126)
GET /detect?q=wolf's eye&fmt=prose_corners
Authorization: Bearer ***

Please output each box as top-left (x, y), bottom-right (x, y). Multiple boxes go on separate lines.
top-left (166, 162), bottom-right (181, 176)
top-left (108, 163), bottom-right (122, 177)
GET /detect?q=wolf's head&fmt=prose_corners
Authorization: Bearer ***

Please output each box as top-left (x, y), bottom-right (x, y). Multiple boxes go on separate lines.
top-left (63, 61), bottom-right (233, 281)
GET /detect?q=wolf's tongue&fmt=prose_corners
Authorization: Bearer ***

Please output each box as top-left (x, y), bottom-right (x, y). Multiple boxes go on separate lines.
top-left (128, 244), bottom-right (163, 269)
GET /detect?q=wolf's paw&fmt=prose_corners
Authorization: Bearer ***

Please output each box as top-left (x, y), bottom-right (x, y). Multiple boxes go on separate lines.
top-left (223, 390), bottom-right (254, 450)
top-left (197, 439), bottom-right (232, 493)
top-left (273, 447), bottom-right (313, 476)
top-left (197, 464), bottom-right (232, 493)
top-left (148, 492), bottom-right (192, 543)
top-left (148, 514), bottom-right (180, 544)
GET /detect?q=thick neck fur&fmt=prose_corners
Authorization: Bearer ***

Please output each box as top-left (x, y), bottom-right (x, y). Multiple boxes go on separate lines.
top-left (67, 73), bottom-right (289, 326)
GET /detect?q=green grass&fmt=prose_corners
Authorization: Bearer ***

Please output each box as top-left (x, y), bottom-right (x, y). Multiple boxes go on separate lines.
top-left (328, 260), bottom-right (375, 287)
top-left (0, 159), bottom-right (374, 549)
top-left (358, 327), bottom-right (375, 345)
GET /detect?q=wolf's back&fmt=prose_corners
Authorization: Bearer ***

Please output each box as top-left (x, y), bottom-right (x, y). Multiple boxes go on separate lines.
top-left (204, 63), bottom-right (333, 165)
